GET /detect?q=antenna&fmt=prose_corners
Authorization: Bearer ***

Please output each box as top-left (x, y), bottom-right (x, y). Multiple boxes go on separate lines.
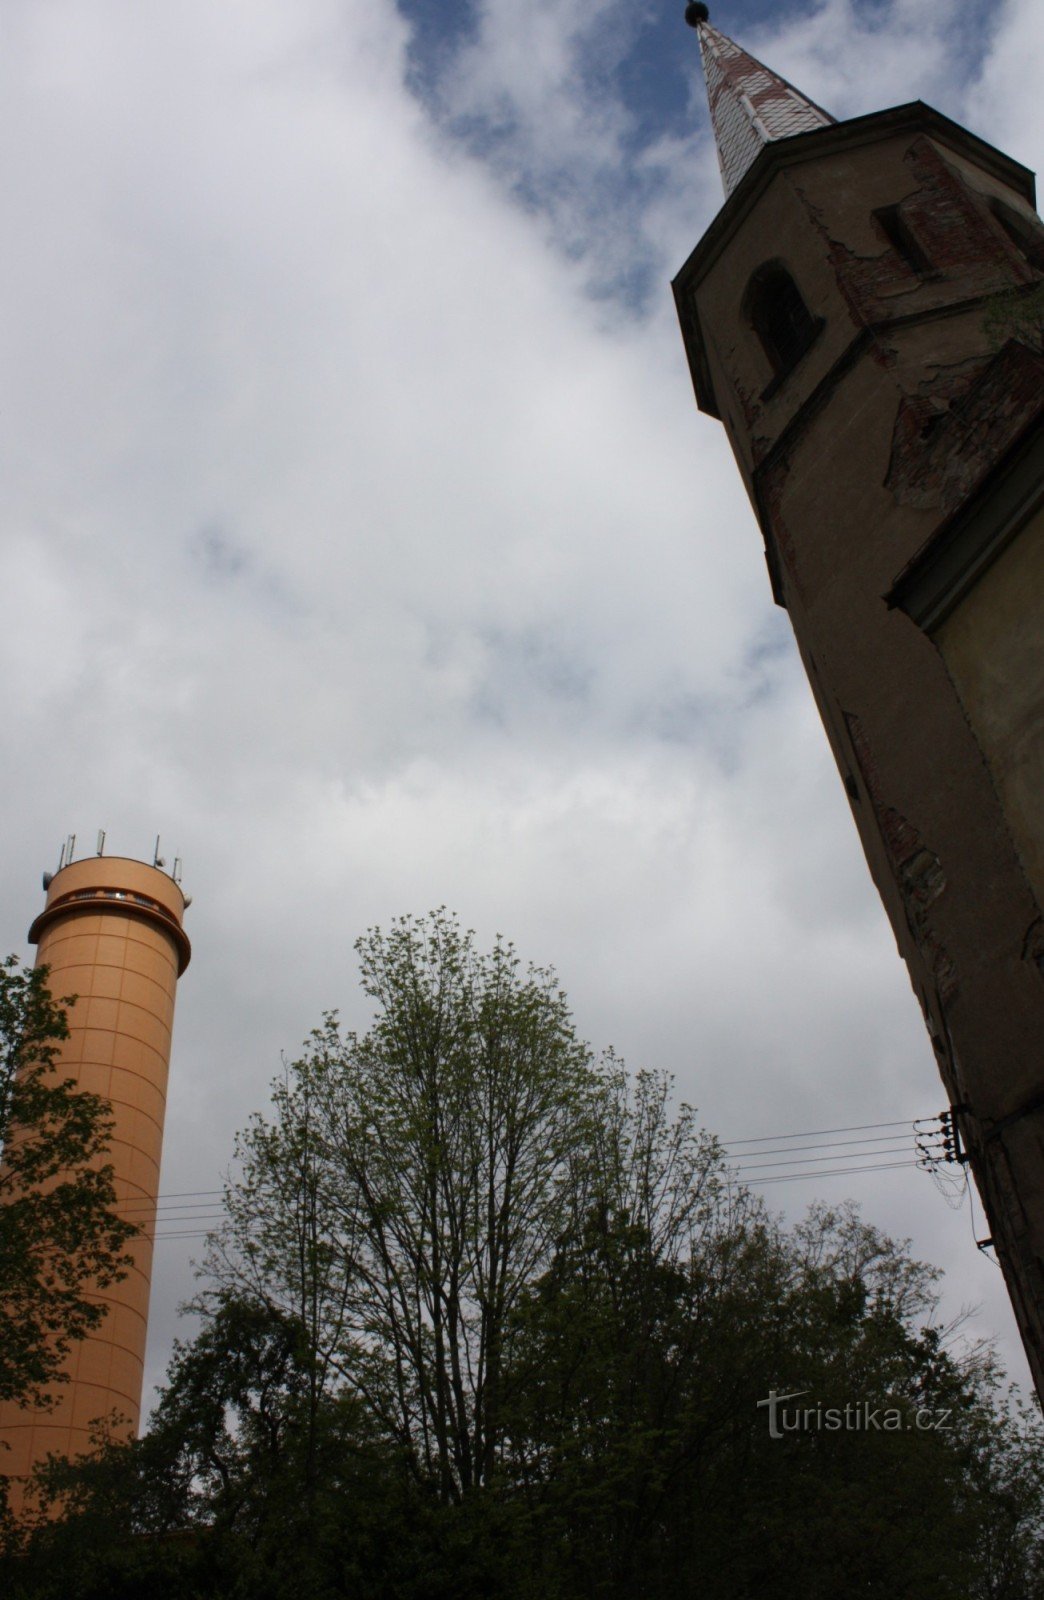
top-left (153, 835), bottom-right (166, 870)
top-left (66, 834), bottom-right (76, 866)
top-left (96, 829), bottom-right (106, 857)
top-left (57, 839), bottom-right (66, 872)
top-left (172, 857), bottom-right (182, 884)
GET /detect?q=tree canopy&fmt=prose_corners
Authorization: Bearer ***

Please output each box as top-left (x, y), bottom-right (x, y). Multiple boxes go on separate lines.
top-left (0, 957), bottom-right (136, 1416)
top-left (205, 912), bottom-right (616, 1499)
top-left (6, 915), bottom-right (1044, 1598)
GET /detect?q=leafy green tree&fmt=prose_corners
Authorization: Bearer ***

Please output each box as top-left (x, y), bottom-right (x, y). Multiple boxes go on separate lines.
top-left (503, 1173), bottom-right (1044, 1600)
top-left (204, 911), bottom-right (606, 1501)
top-left (0, 957), bottom-right (136, 1412)
top-left (497, 1067), bottom-right (746, 1586)
top-left (9, 1295), bottom-right (522, 1600)
top-left (10, 919), bottom-right (1044, 1599)
top-left (202, 1065), bottom-right (353, 1508)
top-left (982, 282), bottom-right (1044, 350)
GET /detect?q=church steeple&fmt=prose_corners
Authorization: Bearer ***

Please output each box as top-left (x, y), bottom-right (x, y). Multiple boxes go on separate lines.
top-left (685, 3), bottom-right (835, 196)
top-left (674, 0), bottom-right (1044, 1411)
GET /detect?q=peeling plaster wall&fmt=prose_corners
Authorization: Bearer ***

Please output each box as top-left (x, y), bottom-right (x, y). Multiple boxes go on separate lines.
top-left (675, 115), bottom-right (1044, 1397)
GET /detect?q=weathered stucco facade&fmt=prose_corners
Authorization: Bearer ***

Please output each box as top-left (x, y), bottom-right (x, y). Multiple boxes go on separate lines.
top-left (675, 11), bottom-right (1044, 1396)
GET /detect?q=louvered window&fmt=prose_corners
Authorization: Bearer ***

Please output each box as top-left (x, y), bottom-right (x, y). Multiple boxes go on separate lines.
top-left (745, 263), bottom-right (822, 393)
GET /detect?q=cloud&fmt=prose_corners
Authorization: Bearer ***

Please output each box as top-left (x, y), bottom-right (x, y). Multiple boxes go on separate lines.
top-left (0, 0), bottom-right (1037, 1405)
top-left (966, 0), bottom-right (1044, 167)
top-left (732, 0), bottom-right (975, 120)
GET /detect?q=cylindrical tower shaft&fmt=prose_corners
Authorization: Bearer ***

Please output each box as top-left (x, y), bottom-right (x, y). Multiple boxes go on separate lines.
top-left (0, 854), bottom-right (190, 1514)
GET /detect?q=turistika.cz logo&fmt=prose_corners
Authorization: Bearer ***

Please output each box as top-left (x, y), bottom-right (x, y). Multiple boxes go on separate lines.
top-left (758, 1388), bottom-right (953, 1439)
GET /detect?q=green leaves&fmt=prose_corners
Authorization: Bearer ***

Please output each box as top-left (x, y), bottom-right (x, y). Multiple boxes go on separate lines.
top-left (0, 959), bottom-right (137, 1414)
top-left (206, 912), bottom-right (605, 1500)
top-left (15, 920), bottom-right (1044, 1596)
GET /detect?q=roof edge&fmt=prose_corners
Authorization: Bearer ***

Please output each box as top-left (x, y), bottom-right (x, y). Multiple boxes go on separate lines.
top-left (673, 100), bottom-right (1037, 299)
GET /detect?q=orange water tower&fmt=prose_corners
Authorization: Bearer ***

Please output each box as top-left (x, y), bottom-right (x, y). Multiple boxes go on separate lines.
top-left (0, 839), bottom-right (190, 1515)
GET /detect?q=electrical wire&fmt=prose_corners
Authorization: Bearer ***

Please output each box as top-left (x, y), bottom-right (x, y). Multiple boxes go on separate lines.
top-left (136, 1115), bottom-right (951, 1239)
top-left (744, 1159), bottom-right (917, 1186)
top-left (965, 1166), bottom-right (1001, 1268)
top-left (722, 1118), bottom-right (915, 1146)
top-left (733, 1143), bottom-right (913, 1173)
top-left (723, 1131), bottom-right (919, 1160)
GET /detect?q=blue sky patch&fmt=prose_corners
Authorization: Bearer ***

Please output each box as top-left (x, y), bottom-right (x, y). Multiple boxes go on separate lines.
top-left (389, 1), bottom-right (1001, 316)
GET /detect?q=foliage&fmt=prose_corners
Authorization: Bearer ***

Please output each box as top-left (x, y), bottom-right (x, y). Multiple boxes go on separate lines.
top-left (981, 282), bottom-right (1044, 350)
top-left (504, 1185), bottom-right (1044, 1598)
top-left (204, 912), bottom-right (606, 1500)
top-left (7, 918), bottom-right (1044, 1598)
top-left (0, 957), bottom-right (136, 1413)
top-left (6, 1295), bottom-right (524, 1600)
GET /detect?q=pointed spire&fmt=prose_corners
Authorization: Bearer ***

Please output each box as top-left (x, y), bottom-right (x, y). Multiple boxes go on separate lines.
top-left (685, 6), bottom-right (836, 197)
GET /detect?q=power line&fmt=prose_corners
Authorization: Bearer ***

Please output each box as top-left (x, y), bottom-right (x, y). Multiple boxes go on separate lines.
top-left (722, 1118), bottom-right (916, 1146)
top-left (149, 1231), bottom-right (215, 1241)
top-left (142, 1120), bottom-right (932, 1204)
top-left (114, 1191), bottom-right (222, 1210)
top-left (734, 1143), bottom-right (912, 1174)
top-left (133, 1188), bottom-right (224, 1201)
top-left (142, 1158), bottom-right (923, 1232)
top-left (726, 1134), bottom-right (915, 1162)
top-left (137, 1115), bottom-right (945, 1236)
top-left (746, 1159), bottom-right (918, 1186)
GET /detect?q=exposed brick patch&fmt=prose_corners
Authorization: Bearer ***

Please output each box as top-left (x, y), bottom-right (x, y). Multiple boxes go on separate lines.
top-left (920, 930), bottom-right (960, 1004)
top-left (802, 137), bottom-right (1026, 327)
top-left (734, 374), bottom-right (760, 434)
top-left (896, 837), bottom-right (946, 907)
top-left (902, 137), bottom-right (1015, 275)
top-left (846, 711), bottom-right (958, 1001)
top-left (757, 454), bottom-right (798, 586)
top-left (810, 203), bottom-right (925, 327)
top-left (885, 338), bottom-right (1044, 512)
top-left (883, 357), bottom-right (992, 506)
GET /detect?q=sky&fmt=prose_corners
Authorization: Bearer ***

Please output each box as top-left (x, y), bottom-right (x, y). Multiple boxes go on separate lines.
top-left (1, 0), bottom-right (1042, 1405)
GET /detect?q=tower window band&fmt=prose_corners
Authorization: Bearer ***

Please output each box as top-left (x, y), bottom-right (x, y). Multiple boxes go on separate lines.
top-left (744, 263), bottom-right (823, 397)
top-left (874, 205), bottom-right (933, 275)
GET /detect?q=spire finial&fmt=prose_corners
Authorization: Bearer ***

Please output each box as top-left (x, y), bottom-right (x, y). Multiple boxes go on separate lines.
top-left (685, 3), bottom-right (710, 25)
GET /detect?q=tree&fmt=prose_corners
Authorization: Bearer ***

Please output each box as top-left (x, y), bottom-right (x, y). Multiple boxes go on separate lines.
top-left (9, 1295), bottom-right (524, 1600)
top-left (0, 957), bottom-right (136, 1413)
top-left (201, 1064), bottom-right (354, 1514)
top-left (982, 283), bottom-right (1044, 351)
top-left (502, 1167), bottom-right (1044, 1599)
top-left (11, 919), bottom-right (1044, 1597)
top-left (204, 911), bottom-right (607, 1501)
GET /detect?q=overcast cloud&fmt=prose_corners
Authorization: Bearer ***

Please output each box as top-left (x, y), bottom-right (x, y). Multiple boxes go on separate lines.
top-left (1, 0), bottom-right (1041, 1402)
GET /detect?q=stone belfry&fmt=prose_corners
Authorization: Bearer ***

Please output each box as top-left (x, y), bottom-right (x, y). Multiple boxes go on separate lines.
top-left (673, 5), bottom-right (1044, 1390)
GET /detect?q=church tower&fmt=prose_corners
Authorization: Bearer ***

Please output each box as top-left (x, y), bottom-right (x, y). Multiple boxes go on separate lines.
top-left (673, 6), bottom-right (1044, 1391)
top-left (0, 845), bottom-right (191, 1516)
